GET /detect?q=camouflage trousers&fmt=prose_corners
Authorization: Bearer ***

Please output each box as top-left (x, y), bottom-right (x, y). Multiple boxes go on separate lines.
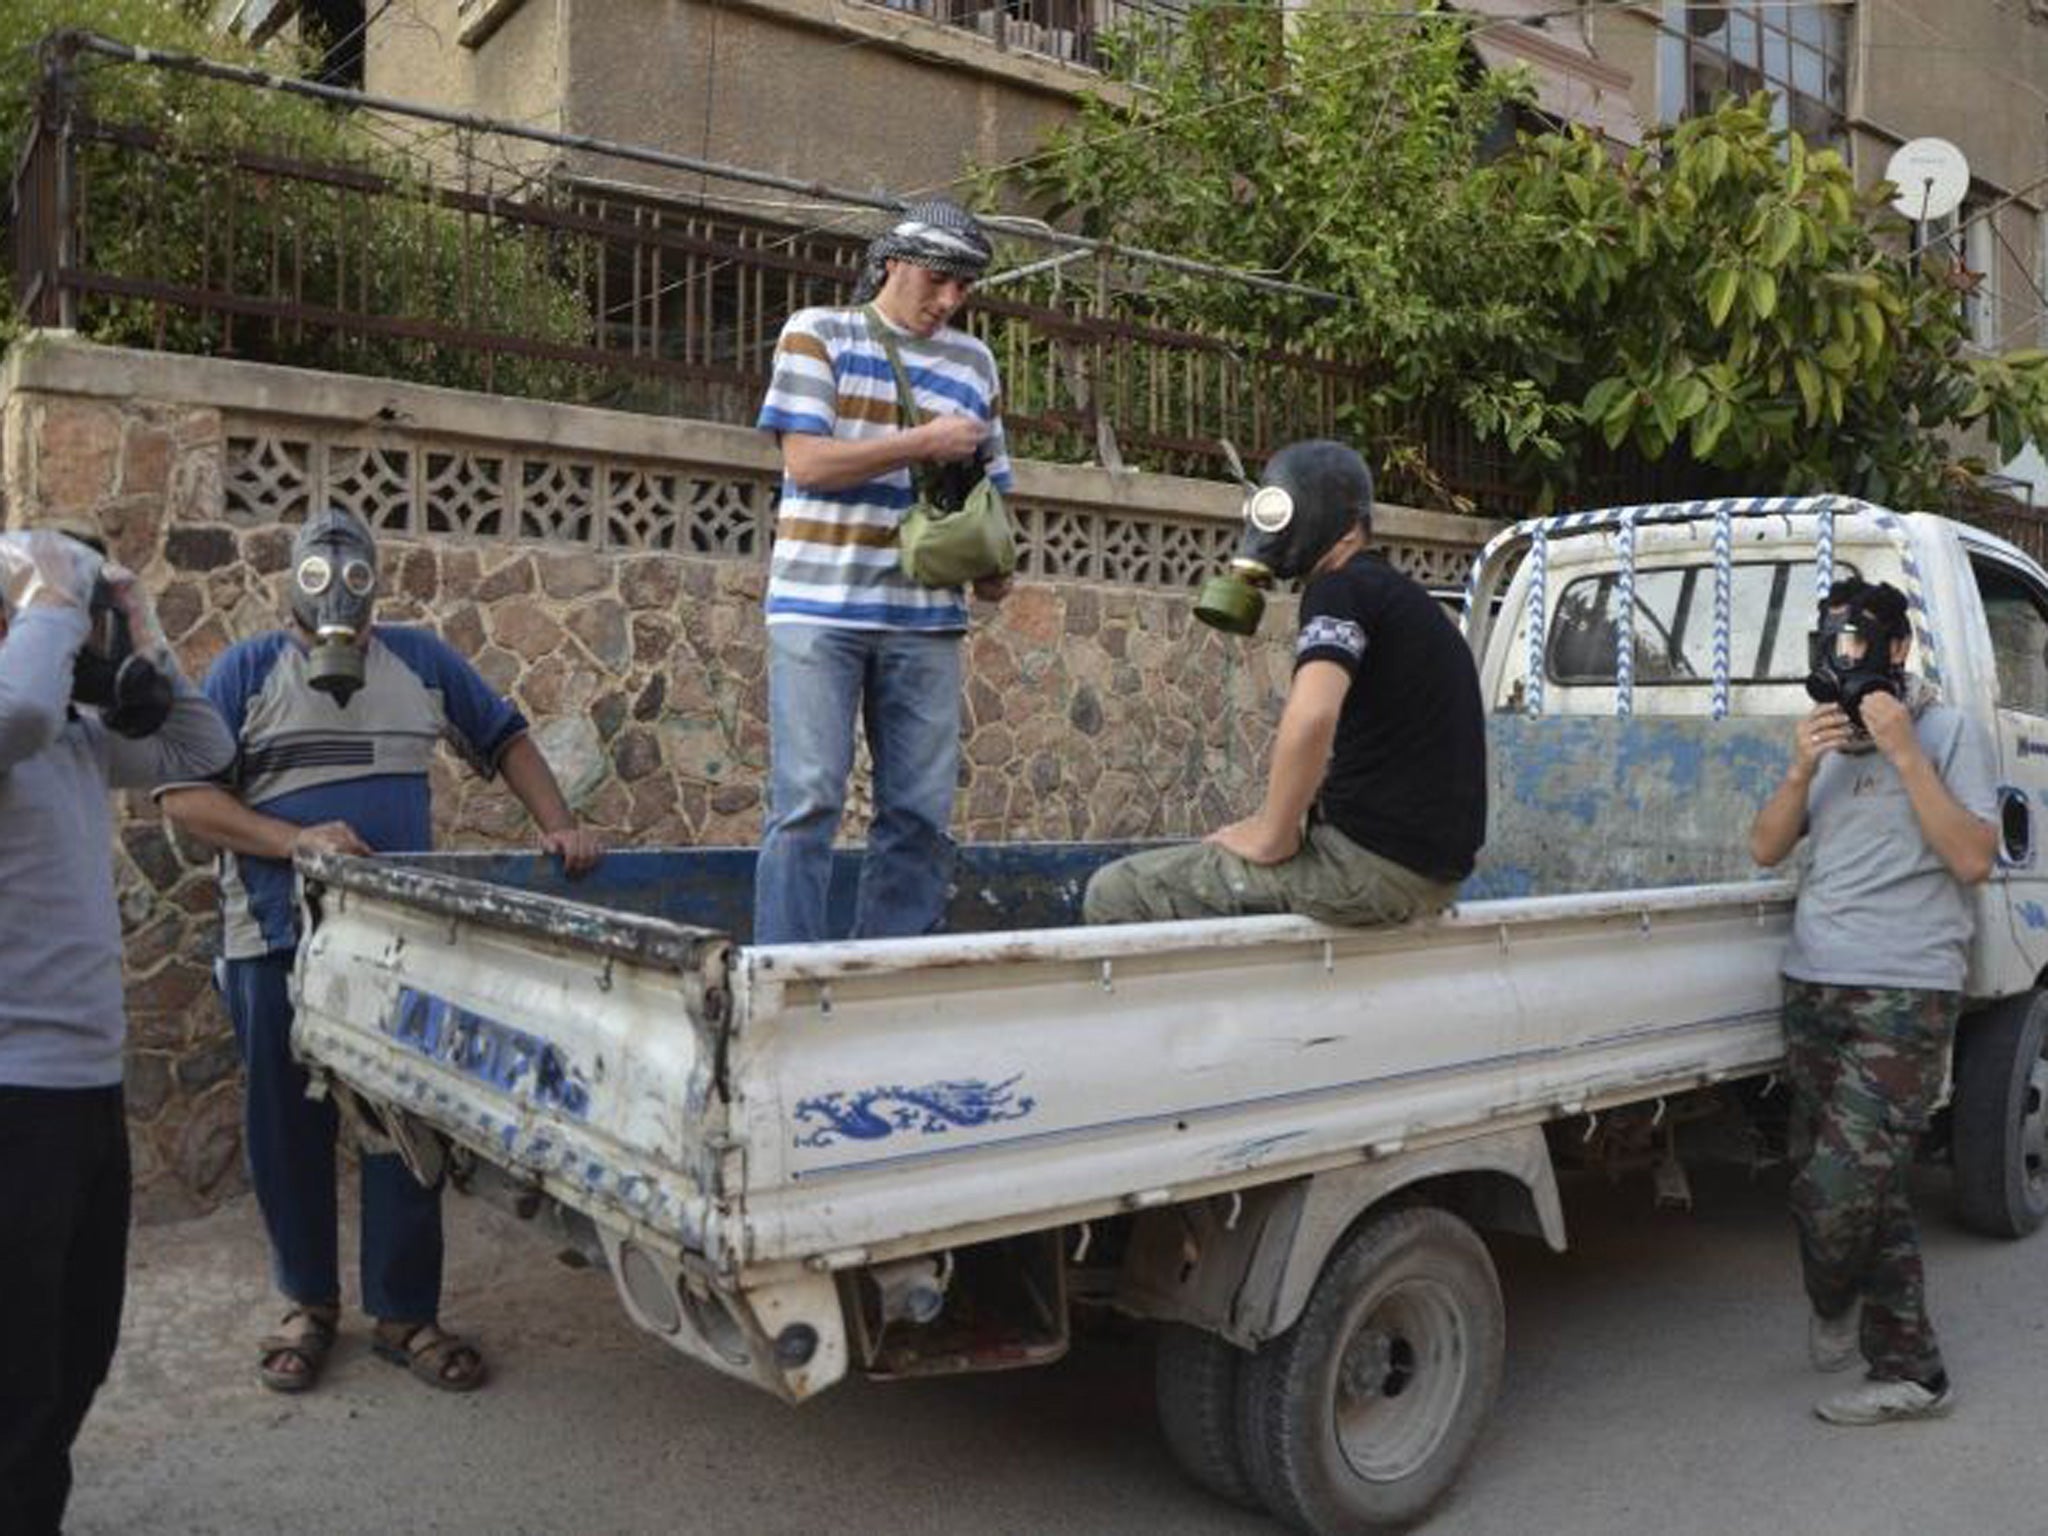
top-left (1782, 978), bottom-right (1960, 1384)
top-left (1081, 820), bottom-right (1458, 927)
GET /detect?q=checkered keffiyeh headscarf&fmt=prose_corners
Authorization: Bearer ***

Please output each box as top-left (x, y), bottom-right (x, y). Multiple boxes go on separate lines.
top-left (851, 200), bottom-right (995, 302)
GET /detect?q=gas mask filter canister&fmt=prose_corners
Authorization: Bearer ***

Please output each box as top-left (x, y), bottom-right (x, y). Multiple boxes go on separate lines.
top-left (1194, 486), bottom-right (1295, 636)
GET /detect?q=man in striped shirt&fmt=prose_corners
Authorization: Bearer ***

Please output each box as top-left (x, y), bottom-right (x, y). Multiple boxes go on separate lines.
top-left (752, 201), bottom-right (1013, 944)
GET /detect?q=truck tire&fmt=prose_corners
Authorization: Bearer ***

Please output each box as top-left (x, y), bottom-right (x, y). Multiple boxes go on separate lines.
top-left (1154, 1323), bottom-right (1262, 1511)
top-left (1952, 988), bottom-right (2048, 1239)
top-left (1235, 1207), bottom-right (1504, 1535)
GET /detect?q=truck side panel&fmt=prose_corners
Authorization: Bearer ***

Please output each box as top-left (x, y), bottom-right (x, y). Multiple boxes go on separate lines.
top-left (728, 887), bottom-right (1791, 1269)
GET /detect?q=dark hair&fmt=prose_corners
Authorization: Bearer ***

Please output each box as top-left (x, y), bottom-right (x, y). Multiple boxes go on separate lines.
top-left (1823, 577), bottom-right (1911, 646)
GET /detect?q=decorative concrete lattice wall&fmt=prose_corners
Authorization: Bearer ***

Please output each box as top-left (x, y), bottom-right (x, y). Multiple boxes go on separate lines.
top-left (0, 337), bottom-right (1495, 1216)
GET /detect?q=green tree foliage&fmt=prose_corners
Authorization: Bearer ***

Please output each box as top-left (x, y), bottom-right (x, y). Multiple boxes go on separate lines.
top-left (1505, 98), bottom-right (2048, 508)
top-left (1012, 0), bottom-right (2048, 511)
top-left (2, 2), bottom-right (594, 399)
top-left (1013, 0), bottom-right (1545, 490)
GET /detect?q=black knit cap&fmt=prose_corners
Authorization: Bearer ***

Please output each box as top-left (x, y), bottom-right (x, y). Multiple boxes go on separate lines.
top-left (851, 200), bottom-right (994, 303)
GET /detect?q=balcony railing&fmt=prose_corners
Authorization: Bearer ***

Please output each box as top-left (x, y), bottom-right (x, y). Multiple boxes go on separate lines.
top-left (855, 0), bottom-right (1189, 70)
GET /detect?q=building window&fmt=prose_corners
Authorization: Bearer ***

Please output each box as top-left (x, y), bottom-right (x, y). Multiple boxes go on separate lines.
top-left (219, 0), bottom-right (367, 85)
top-left (1657, 1), bottom-right (1849, 148)
top-left (456, 0), bottom-right (530, 49)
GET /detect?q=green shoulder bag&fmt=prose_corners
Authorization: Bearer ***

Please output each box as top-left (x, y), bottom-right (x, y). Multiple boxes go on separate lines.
top-left (865, 306), bottom-right (1018, 589)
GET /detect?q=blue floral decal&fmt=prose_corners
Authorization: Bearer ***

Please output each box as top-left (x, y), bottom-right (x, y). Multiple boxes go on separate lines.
top-left (793, 1074), bottom-right (1035, 1149)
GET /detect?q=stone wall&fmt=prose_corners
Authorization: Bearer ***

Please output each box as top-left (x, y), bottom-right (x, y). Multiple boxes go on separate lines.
top-left (0, 334), bottom-right (1496, 1218)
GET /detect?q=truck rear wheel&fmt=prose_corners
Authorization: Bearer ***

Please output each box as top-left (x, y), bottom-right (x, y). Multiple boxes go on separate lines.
top-left (1953, 989), bottom-right (2048, 1238)
top-left (1235, 1207), bottom-right (1504, 1535)
top-left (1154, 1323), bottom-right (1262, 1510)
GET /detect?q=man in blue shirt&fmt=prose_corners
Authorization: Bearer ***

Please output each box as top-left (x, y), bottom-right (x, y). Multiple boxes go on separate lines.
top-left (161, 508), bottom-right (600, 1395)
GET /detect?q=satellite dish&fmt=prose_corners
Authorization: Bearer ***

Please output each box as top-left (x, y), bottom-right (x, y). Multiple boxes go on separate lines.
top-left (1885, 138), bottom-right (1970, 224)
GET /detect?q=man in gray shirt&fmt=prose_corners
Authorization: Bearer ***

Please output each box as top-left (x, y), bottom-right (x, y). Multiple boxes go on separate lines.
top-left (1750, 577), bottom-right (1997, 1428)
top-left (0, 531), bottom-right (234, 1535)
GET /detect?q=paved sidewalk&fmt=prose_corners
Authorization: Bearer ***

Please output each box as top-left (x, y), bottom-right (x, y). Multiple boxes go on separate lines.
top-left (67, 1164), bottom-right (2048, 1536)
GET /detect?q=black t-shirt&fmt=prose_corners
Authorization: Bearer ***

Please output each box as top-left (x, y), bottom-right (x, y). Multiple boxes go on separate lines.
top-left (1296, 553), bottom-right (1486, 880)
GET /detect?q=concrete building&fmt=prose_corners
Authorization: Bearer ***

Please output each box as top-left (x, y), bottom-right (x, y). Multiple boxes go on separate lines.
top-left (217, 3), bottom-right (2048, 358)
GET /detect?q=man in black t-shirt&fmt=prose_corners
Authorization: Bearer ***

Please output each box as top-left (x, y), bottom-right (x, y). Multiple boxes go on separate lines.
top-left (1083, 440), bottom-right (1485, 925)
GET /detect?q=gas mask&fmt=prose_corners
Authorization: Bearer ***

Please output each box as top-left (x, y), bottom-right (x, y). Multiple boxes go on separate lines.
top-left (1194, 440), bottom-right (1374, 636)
top-left (1805, 608), bottom-right (1903, 731)
top-left (290, 508), bottom-right (379, 706)
top-left (72, 575), bottom-right (174, 738)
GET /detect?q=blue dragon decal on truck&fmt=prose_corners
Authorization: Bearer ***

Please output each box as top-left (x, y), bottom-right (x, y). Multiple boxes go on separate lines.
top-left (793, 1074), bottom-right (1035, 1149)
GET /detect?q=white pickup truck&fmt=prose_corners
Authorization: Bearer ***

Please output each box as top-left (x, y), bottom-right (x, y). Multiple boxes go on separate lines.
top-left (291, 497), bottom-right (2048, 1534)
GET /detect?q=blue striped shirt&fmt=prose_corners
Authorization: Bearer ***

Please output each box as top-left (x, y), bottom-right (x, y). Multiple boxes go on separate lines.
top-left (758, 306), bottom-right (1012, 631)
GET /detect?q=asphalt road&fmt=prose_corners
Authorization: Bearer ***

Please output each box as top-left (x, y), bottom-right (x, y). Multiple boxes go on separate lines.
top-left (67, 1162), bottom-right (2048, 1536)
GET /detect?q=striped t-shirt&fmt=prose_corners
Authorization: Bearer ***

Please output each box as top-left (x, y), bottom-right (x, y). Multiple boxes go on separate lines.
top-left (757, 306), bottom-right (1013, 631)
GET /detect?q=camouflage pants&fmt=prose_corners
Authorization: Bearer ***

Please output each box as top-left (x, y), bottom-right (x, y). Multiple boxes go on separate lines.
top-left (1081, 820), bottom-right (1458, 926)
top-left (1782, 979), bottom-right (1959, 1384)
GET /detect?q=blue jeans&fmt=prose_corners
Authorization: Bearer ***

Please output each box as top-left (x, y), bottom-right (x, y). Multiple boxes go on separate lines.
top-left (223, 954), bottom-right (443, 1322)
top-left (753, 623), bottom-right (963, 944)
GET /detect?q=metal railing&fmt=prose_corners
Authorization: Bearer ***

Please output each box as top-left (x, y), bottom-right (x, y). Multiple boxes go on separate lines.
top-left (4, 30), bottom-right (1581, 515)
top-left (10, 117), bottom-right (1381, 475)
top-left (856, 0), bottom-right (1186, 68)
top-left (7, 112), bottom-right (1407, 478)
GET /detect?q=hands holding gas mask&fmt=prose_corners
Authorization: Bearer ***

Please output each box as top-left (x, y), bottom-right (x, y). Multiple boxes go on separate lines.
top-left (1792, 695), bottom-right (1922, 780)
top-left (1853, 689), bottom-right (1921, 767)
top-left (0, 530), bottom-right (175, 738)
top-left (1792, 704), bottom-right (1857, 780)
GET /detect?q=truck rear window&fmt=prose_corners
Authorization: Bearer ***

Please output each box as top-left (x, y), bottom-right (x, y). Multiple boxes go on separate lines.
top-left (1546, 560), bottom-right (1852, 686)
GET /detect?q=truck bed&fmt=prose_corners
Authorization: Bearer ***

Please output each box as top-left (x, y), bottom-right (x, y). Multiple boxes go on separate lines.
top-left (292, 717), bottom-right (1796, 1278)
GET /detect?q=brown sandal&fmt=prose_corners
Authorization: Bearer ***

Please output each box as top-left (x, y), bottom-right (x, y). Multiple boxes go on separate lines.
top-left (372, 1321), bottom-right (488, 1393)
top-left (258, 1303), bottom-right (339, 1394)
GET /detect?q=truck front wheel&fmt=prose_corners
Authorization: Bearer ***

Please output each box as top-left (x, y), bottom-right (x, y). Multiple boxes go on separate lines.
top-left (1953, 988), bottom-right (2048, 1239)
top-left (1235, 1206), bottom-right (1504, 1535)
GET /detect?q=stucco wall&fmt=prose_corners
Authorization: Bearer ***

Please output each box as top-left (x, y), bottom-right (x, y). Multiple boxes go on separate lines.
top-left (0, 335), bottom-right (1490, 1218)
top-left (1853, 4), bottom-right (2048, 199)
top-left (365, 0), bottom-right (1106, 208)
top-left (363, 0), bottom-right (568, 186)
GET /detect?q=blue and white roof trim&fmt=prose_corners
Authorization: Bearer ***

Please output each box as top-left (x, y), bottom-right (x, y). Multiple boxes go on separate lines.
top-left (1461, 495), bottom-right (1935, 719)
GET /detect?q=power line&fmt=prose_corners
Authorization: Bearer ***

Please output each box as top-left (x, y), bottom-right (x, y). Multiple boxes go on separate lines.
top-left (47, 2), bottom-right (1698, 309)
